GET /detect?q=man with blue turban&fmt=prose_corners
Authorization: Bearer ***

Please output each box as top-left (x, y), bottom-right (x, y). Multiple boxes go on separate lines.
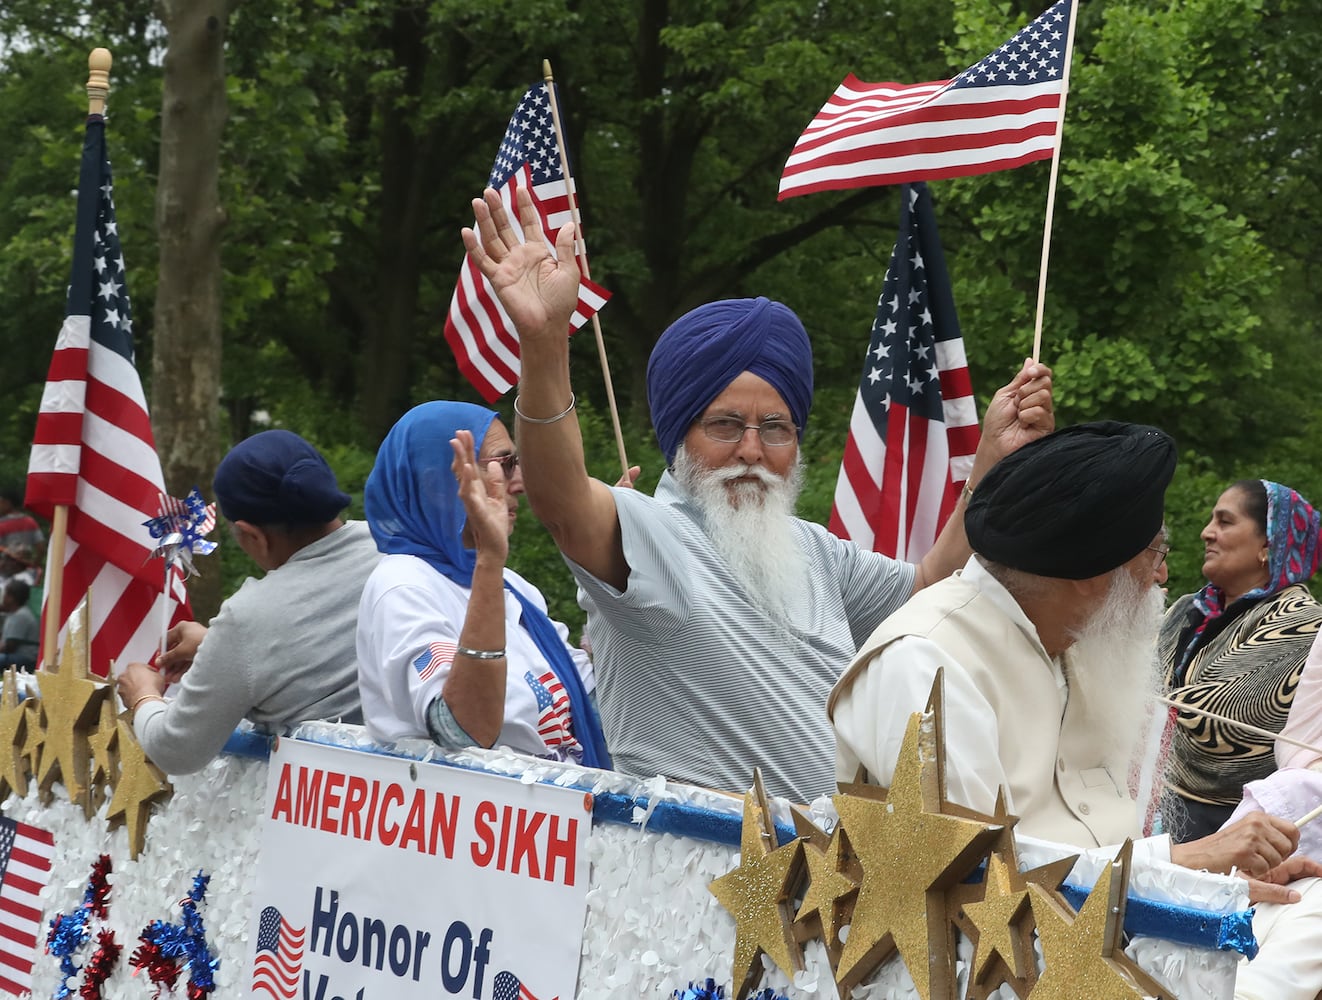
top-left (462, 187), bottom-right (1053, 803)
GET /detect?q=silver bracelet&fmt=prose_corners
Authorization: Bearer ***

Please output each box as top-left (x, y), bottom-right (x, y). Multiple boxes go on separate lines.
top-left (455, 645), bottom-right (506, 660)
top-left (513, 391), bottom-right (576, 425)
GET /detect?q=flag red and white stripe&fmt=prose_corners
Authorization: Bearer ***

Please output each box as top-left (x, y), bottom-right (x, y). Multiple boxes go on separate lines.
top-left (25, 114), bottom-right (190, 676)
top-left (780, 0), bottom-right (1072, 198)
top-left (0, 817), bottom-right (55, 996)
top-left (830, 183), bottom-right (979, 560)
top-left (446, 83), bottom-right (610, 401)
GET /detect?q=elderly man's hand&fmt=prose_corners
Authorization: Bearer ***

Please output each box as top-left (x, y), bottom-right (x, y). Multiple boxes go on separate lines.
top-left (461, 186), bottom-right (581, 341)
top-left (979, 358), bottom-right (1054, 462)
top-left (1170, 811), bottom-right (1300, 878)
top-left (1244, 855), bottom-right (1322, 904)
top-left (115, 661), bottom-right (167, 712)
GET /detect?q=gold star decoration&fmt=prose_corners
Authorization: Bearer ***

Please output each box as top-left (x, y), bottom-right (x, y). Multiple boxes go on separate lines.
top-left (831, 677), bottom-right (999, 1000)
top-left (1029, 840), bottom-right (1177, 1000)
top-left (709, 769), bottom-right (806, 998)
top-left (0, 668), bottom-right (32, 799)
top-left (35, 619), bottom-right (110, 816)
top-left (105, 711), bottom-right (172, 860)
top-left (87, 694), bottom-right (123, 811)
top-left (794, 819), bottom-right (860, 966)
top-left (963, 851), bottom-right (1035, 995)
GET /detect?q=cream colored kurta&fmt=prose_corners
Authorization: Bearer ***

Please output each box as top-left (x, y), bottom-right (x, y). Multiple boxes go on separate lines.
top-left (829, 558), bottom-right (1143, 849)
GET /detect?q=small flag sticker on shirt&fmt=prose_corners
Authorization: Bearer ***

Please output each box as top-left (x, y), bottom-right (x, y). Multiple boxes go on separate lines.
top-left (413, 640), bottom-right (457, 683)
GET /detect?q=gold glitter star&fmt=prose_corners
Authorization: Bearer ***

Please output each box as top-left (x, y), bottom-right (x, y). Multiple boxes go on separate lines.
top-left (832, 701), bottom-right (998, 999)
top-left (1030, 840), bottom-right (1176, 1000)
top-left (105, 713), bottom-right (172, 860)
top-left (34, 621), bottom-right (109, 817)
top-left (709, 770), bottom-right (805, 997)
top-left (87, 695), bottom-right (122, 810)
top-left (963, 852), bottom-right (1033, 992)
top-left (0, 668), bottom-right (32, 799)
top-left (795, 822), bottom-right (859, 963)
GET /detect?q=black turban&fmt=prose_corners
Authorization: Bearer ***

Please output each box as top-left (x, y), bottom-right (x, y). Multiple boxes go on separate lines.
top-left (965, 421), bottom-right (1176, 580)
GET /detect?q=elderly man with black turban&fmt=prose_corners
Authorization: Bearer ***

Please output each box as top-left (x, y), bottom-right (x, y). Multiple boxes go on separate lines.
top-left (461, 188), bottom-right (1052, 803)
top-left (116, 430), bottom-right (381, 774)
top-left (830, 421), bottom-right (1322, 906)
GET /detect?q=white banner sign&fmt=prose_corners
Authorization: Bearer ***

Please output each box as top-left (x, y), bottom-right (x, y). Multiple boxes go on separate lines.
top-left (247, 739), bottom-right (591, 1000)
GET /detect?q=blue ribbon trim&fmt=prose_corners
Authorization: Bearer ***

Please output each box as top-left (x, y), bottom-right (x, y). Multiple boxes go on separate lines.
top-left (217, 729), bottom-right (1255, 957)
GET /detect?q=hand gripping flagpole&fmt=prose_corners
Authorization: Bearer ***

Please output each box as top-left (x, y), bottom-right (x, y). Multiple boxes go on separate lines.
top-left (1030, 0), bottom-right (1081, 363)
top-left (39, 48), bottom-right (113, 672)
top-left (541, 60), bottom-right (631, 480)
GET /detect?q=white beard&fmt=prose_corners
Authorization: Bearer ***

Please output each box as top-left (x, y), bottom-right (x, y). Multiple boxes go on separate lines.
top-left (1065, 568), bottom-right (1167, 778)
top-left (671, 444), bottom-right (807, 619)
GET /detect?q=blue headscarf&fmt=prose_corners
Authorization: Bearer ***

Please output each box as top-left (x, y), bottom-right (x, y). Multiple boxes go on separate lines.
top-left (365, 401), bottom-right (610, 768)
top-left (646, 297), bottom-right (814, 464)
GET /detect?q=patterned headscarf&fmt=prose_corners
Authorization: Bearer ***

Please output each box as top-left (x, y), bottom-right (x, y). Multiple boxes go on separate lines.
top-left (1175, 480), bottom-right (1321, 678)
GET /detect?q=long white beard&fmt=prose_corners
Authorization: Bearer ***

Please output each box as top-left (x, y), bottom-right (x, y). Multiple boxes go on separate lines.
top-left (1065, 569), bottom-right (1167, 780)
top-left (672, 444), bottom-right (807, 618)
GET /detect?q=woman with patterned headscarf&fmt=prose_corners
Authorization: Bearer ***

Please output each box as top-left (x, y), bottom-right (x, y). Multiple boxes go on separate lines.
top-left (355, 401), bottom-right (610, 768)
top-left (1158, 479), bottom-right (1322, 841)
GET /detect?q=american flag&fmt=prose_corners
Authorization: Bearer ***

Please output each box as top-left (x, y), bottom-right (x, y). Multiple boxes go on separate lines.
top-left (0, 817), bottom-right (55, 996)
top-left (829, 183), bottom-right (979, 560)
top-left (524, 670), bottom-right (578, 752)
top-left (445, 82), bottom-right (611, 401)
top-left (24, 113), bottom-right (191, 675)
top-left (779, 0), bottom-right (1072, 198)
top-left (251, 904), bottom-right (305, 1000)
top-left (412, 639), bottom-right (457, 683)
top-left (493, 969), bottom-right (552, 1000)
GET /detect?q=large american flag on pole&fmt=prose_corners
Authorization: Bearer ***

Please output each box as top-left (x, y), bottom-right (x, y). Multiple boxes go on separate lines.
top-left (445, 82), bottom-right (611, 401)
top-left (0, 816), bottom-right (55, 997)
top-left (24, 113), bottom-right (190, 676)
top-left (829, 183), bottom-right (979, 560)
top-left (779, 0), bottom-right (1072, 198)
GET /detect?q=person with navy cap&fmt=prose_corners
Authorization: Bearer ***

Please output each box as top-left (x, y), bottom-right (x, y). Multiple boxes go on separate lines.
top-left (116, 430), bottom-right (381, 774)
top-left (461, 187), bottom-right (1054, 803)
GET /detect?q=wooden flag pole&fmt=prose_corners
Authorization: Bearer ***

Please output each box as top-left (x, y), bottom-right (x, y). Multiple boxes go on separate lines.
top-left (40, 48), bottom-right (113, 671)
top-left (542, 60), bottom-right (631, 480)
top-left (1029, 0), bottom-right (1081, 363)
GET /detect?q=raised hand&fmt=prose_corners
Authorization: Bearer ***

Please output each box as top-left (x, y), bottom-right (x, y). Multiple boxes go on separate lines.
top-left (451, 430), bottom-right (510, 564)
top-left (980, 358), bottom-right (1054, 461)
top-left (461, 186), bottom-right (581, 341)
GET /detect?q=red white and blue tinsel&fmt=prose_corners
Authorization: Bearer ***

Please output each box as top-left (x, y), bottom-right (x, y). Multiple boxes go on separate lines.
top-left (673, 979), bottom-right (788, 1000)
top-left (130, 871), bottom-right (219, 999)
top-left (45, 854), bottom-right (118, 1000)
top-left (143, 488), bottom-right (218, 579)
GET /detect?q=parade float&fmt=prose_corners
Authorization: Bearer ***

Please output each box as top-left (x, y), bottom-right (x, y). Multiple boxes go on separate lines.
top-left (0, 625), bottom-right (1252, 1000)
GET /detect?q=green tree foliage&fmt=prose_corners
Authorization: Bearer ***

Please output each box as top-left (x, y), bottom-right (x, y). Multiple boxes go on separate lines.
top-left (1, 0), bottom-right (1320, 612)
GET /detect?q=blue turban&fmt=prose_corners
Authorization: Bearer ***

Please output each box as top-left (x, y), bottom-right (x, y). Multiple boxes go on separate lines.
top-left (213, 429), bottom-right (350, 526)
top-left (365, 401), bottom-right (497, 584)
top-left (646, 297), bottom-right (814, 464)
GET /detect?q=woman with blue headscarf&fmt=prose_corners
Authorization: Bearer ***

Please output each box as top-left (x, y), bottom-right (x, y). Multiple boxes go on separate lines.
top-left (355, 401), bottom-right (609, 767)
top-left (1158, 479), bottom-right (1322, 841)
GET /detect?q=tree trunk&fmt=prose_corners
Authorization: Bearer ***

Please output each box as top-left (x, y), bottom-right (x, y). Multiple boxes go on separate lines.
top-left (152, 1), bottom-right (227, 622)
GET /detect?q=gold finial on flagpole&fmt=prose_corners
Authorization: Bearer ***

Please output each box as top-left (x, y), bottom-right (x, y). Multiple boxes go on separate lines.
top-left (87, 48), bottom-right (112, 116)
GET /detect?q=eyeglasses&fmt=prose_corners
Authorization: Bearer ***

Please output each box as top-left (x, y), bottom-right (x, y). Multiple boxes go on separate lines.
top-left (484, 452), bottom-right (520, 478)
top-left (1146, 543), bottom-right (1170, 568)
top-left (698, 416), bottom-right (798, 447)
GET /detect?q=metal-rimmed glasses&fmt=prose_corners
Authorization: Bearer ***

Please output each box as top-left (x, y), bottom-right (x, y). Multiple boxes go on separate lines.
top-left (1146, 543), bottom-right (1170, 568)
top-left (697, 416), bottom-right (798, 447)
top-left (484, 452), bottom-right (520, 478)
